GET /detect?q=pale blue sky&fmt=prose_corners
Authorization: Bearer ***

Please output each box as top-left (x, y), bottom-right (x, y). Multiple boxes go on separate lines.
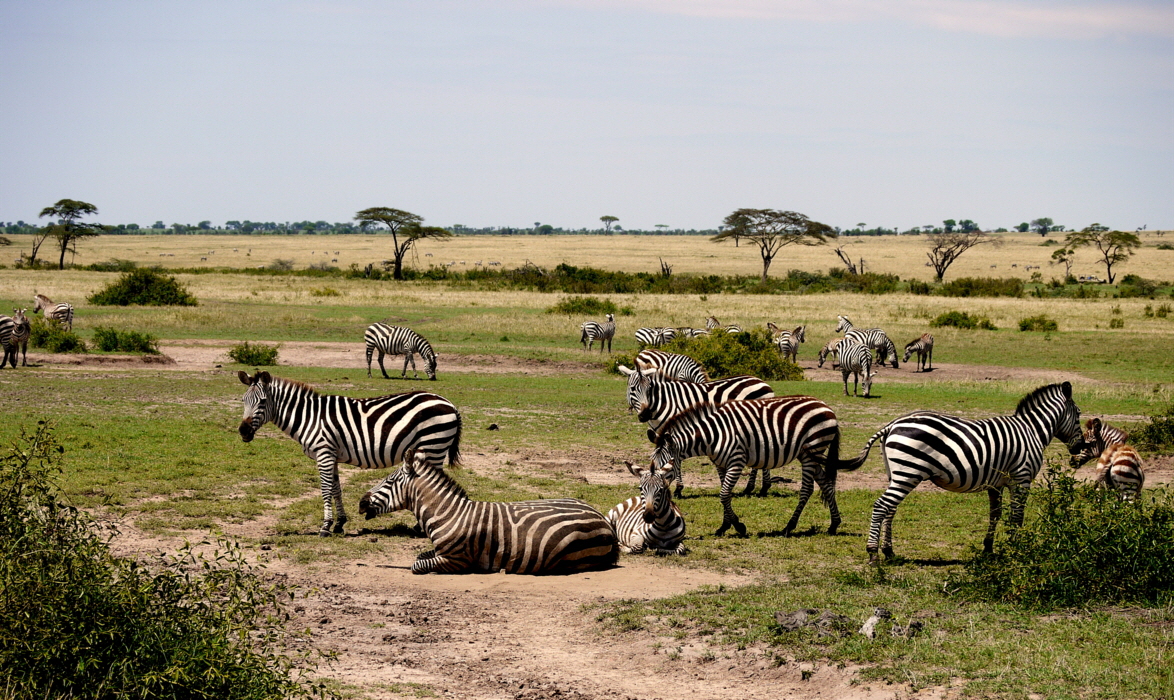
top-left (1, 1), bottom-right (1171, 231)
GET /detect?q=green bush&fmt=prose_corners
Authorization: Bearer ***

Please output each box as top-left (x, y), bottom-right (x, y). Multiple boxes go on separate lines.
top-left (92, 327), bottom-right (160, 354)
top-left (929, 311), bottom-right (997, 330)
top-left (1019, 315), bottom-right (1058, 332)
top-left (83, 258), bottom-right (137, 272)
top-left (1118, 274), bottom-right (1158, 299)
top-left (546, 296), bottom-right (633, 316)
top-left (657, 329), bottom-right (803, 381)
top-left (1134, 402), bottom-right (1174, 455)
top-left (88, 269), bottom-right (198, 306)
top-left (949, 464), bottom-right (1174, 609)
top-left (1109, 318), bottom-right (1125, 329)
top-left (228, 341), bottom-right (280, 366)
top-left (309, 286), bottom-right (341, 297)
top-left (936, 277), bottom-right (1024, 298)
top-left (907, 280), bottom-right (932, 295)
top-left (28, 317), bottom-right (86, 353)
top-left (0, 422), bottom-right (333, 700)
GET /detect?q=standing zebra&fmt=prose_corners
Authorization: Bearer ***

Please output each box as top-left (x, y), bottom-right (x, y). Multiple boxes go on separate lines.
top-left (650, 396), bottom-right (866, 537)
top-left (634, 327), bottom-right (678, 348)
top-left (237, 371), bottom-right (462, 536)
top-left (767, 323), bottom-right (806, 363)
top-left (834, 316), bottom-right (898, 369)
top-left (632, 349), bottom-right (708, 383)
top-left (0, 313), bottom-right (23, 369)
top-left (849, 382), bottom-right (1086, 563)
top-left (676, 327), bottom-right (710, 339)
top-left (817, 338), bottom-right (843, 369)
top-left (365, 323), bottom-right (439, 380)
top-left (580, 313), bottom-right (616, 352)
top-left (706, 316), bottom-right (742, 333)
top-left (359, 450), bottom-right (618, 574)
top-left (1073, 418), bottom-right (1143, 501)
top-left (838, 340), bottom-right (876, 397)
top-left (32, 294), bottom-right (74, 331)
top-left (1070, 417), bottom-right (1129, 467)
top-left (608, 461), bottom-right (687, 555)
top-left (903, 333), bottom-right (934, 372)
top-left (5, 309), bottom-right (29, 368)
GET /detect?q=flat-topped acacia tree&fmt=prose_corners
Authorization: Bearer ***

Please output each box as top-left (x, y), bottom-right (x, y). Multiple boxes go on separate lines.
top-left (39, 199), bottom-right (103, 270)
top-left (712, 209), bottom-right (835, 283)
top-left (354, 207), bottom-right (453, 280)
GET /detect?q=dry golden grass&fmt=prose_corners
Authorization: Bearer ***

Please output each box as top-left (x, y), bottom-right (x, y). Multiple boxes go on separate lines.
top-left (7, 231), bottom-right (1174, 282)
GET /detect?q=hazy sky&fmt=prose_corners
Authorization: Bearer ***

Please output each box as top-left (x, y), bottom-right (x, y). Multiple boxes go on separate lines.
top-left (2, 1), bottom-right (1171, 231)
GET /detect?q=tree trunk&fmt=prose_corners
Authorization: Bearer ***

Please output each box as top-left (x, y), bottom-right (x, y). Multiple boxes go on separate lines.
top-left (761, 256), bottom-right (772, 283)
top-left (393, 256), bottom-right (404, 280)
top-left (58, 237), bottom-right (68, 270)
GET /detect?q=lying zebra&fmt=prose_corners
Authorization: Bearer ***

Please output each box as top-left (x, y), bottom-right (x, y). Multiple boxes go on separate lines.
top-left (608, 462), bottom-right (687, 555)
top-left (1072, 418), bottom-right (1143, 501)
top-left (359, 450), bottom-right (619, 574)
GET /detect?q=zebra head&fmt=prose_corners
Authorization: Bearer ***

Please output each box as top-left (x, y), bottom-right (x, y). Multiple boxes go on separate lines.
top-left (617, 365), bottom-right (657, 413)
top-left (625, 460), bottom-right (673, 522)
top-left (835, 316), bottom-right (851, 334)
top-left (32, 294), bottom-right (49, 315)
top-left (817, 339), bottom-right (840, 368)
top-left (902, 341), bottom-right (915, 364)
top-left (237, 370), bottom-right (275, 442)
top-left (766, 322), bottom-right (781, 335)
top-left (359, 449), bottom-right (423, 519)
top-left (1070, 417), bottom-right (1104, 468)
top-left (425, 351), bottom-right (438, 381)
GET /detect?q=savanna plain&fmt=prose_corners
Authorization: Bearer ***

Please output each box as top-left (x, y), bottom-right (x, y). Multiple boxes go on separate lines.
top-left (3, 233), bottom-right (1174, 699)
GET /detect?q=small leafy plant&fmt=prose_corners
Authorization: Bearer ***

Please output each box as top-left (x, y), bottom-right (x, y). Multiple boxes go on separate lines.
top-left (88, 269), bottom-right (198, 306)
top-left (1134, 402), bottom-right (1174, 455)
top-left (92, 327), bottom-right (160, 354)
top-left (28, 317), bottom-right (86, 353)
top-left (228, 342), bottom-right (280, 366)
top-left (929, 311), bottom-right (996, 330)
top-left (1018, 315), bottom-right (1058, 332)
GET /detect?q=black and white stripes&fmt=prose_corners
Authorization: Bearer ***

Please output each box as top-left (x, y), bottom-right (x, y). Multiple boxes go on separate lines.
top-left (0, 310), bottom-right (30, 369)
top-left (608, 461), bottom-right (687, 555)
top-left (365, 323), bottom-right (439, 380)
top-left (32, 294), bottom-right (73, 331)
top-left (617, 366), bottom-right (774, 440)
top-left (835, 316), bottom-right (898, 369)
top-left (837, 340), bottom-right (875, 397)
top-left (580, 314), bottom-right (616, 352)
top-left (903, 333), bottom-right (934, 372)
top-left (635, 327), bottom-right (678, 348)
top-left (768, 323), bottom-right (805, 363)
top-left (633, 349), bottom-right (709, 383)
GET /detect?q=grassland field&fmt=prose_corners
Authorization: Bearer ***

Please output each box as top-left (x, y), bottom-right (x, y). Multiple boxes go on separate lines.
top-left (1, 233), bottom-right (1173, 699)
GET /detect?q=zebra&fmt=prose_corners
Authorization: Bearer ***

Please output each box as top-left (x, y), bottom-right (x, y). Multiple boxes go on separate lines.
top-left (1073, 418), bottom-right (1143, 500)
top-left (1070, 417), bottom-right (1129, 468)
top-left (903, 333), bottom-right (934, 372)
top-left (650, 396), bottom-right (866, 537)
top-left (634, 327), bottom-right (677, 348)
top-left (632, 349), bottom-right (708, 383)
top-left (834, 316), bottom-right (898, 369)
top-left (607, 461), bottom-right (687, 555)
top-left (767, 323), bottom-right (806, 363)
top-left (4, 309), bottom-right (29, 368)
top-left (705, 316), bottom-right (742, 333)
top-left (0, 314), bottom-right (18, 369)
top-left (817, 338), bottom-right (843, 369)
top-left (236, 371), bottom-right (462, 537)
top-left (848, 382), bottom-right (1086, 563)
top-left (358, 449), bottom-right (618, 574)
top-left (676, 327), bottom-right (710, 339)
top-left (364, 323), bottom-right (439, 380)
top-left (838, 340), bottom-right (876, 397)
top-left (32, 294), bottom-right (74, 331)
top-left (580, 313), bottom-right (615, 352)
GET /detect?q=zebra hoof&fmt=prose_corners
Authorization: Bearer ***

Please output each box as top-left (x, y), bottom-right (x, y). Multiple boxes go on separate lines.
top-left (332, 521), bottom-right (346, 535)
top-left (733, 522), bottom-right (747, 537)
top-left (827, 521), bottom-right (841, 536)
top-left (868, 551), bottom-right (881, 566)
top-left (318, 524), bottom-right (332, 538)
top-left (882, 546), bottom-right (894, 559)
top-left (673, 486), bottom-right (684, 499)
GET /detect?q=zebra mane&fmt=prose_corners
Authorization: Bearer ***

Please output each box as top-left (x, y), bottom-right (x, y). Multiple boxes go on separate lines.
top-left (410, 460), bottom-right (469, 501)
top-left (1014, 382), bottom-right (1071, 416)
top-left (270, 375), bottom-right (318, 396)
top-left (652, 401), bottom-right (710, 447)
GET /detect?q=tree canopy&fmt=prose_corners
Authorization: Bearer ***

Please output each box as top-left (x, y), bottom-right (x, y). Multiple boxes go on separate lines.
top-left (925, 229), bottom-right (995, 282)
top-left (1031, 217), bottom-right (1054, 237)
top-left (712, 209), bottom-right (835, 282)
top-left (1064, 224), bottom-right (1140, 284)
top-left (354, 207), bottom-right (452, 280)
top-left (599, 215), bottom-right (618, 233)
top-left (39, 199), bottom-right (103, 269)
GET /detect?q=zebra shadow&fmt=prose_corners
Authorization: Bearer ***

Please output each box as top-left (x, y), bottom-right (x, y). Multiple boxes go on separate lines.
top-left (903, 556), bottom-right (967, 567)
top-left (355, 523), bottom-right (424, 538)
top-left (756, 525), bottom-right (824, 539)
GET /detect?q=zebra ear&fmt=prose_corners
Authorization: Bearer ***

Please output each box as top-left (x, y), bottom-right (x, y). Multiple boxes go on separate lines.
top-left (639, 367), bottom-right (657, 378)
top-left (256, 371), bottom-right (272, 385)
top-left (624, 460), bottom-right (643, 477)
top-left (617, 365), bottom-right (634, 376)
top-left (238, 370), bottom-right (252, 386)
top-left (1061, 381), bottom-right (1073, 399)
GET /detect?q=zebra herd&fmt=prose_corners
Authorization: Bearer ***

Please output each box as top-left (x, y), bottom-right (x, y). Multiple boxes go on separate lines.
top-left (2, 294), bottom-right (75, 369)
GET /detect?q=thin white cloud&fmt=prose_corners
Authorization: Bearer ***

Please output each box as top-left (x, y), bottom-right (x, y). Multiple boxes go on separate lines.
top-left (566, 0), bottom-right (1174, 39)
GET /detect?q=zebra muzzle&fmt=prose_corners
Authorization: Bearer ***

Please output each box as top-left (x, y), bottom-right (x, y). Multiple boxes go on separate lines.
top-left (238, 422), bottom-right (255, 442)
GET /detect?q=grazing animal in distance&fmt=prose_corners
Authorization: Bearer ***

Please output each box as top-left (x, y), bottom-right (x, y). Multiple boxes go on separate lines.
top-left (848, 382), bottom-right (1086, 564)
top-left (580, 313), bottom-right (616, 352)
top-left (817, 338), bottom-right (843, 369)
top-left (768, 323), bottom-right (806, 363)
top-left (835, 316), bottom-right (898, 368)
top-left (634, 327), bottom-right (678, 348)
top-left (632, 349), bottom-right (708, 383)
top-left (32, 294), bottom-right (74, 331)
top-left (837, 340), bottom-right (876, 397)
top-left (608, 461), bottom-right (687, 555)
top-left (359, 450), bottom-right (618, 574)
top-left (236, 371), bottom-right (462, 536)
top-left (365, 323), bottom-right (439, 380)
top-left (903, 333), bottom-right (934, 372)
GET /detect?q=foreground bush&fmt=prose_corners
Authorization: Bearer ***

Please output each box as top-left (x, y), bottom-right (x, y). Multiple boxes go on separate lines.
top-left (88, 269), bottom-right (198, 306)
top-left (929, 311), bottom-right (997, 330)
top-left (0, 422), bottom-right (333, 699)
top-left (1018, 314), bottom-right (1059, 332)
top-left (28, 317), bottom-right (86, 353)
top-left (1134, 402), bottom-right (1174, 455)
top-left (229, 341), bottom-right (280, 366)
top-left (950, 465), bottom-right (1174, 609)
top-left (92, 327), bottom-right (160, 354)
top-left (612, 329), bottom-right (803, 381)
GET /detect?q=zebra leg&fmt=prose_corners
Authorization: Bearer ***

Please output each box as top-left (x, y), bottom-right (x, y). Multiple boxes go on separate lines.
top-left (983, 487), bottom-right (1002, 553)
top-left (377, 351), bottom-right (390, 379)
top-left (783, 462), bottom-right (818, 535)
top-left (927, 347), bottom-right (933, 371)
top-left (715, 455), bottom-right (747, 537)
top-left (1008, 481), bottom-right (1031, 532)
top-left (880, 510), bottom-right (896, 558)
top-left (867, 480), bottom-right (917, 564)
top-left (366, 345), bottom-right (374, 377)
top-left (741, 468), bottom-right (758, 496)
top-left (315, 456), bottom-right (338, 536)
top-left (758, 467), bottom-right (775, 497)
top-left (812, 456), bottom-right (843, 535)
top-left (411, 552), bottom-right (463, 574)
top-left (402, 353), bottom-right (411, 378)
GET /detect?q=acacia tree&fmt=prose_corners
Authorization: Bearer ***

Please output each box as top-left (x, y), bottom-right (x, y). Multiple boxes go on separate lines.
top-left (1050, 245), bottom-right (1077, 279)
top-left (39, 199), bottom-right (103, 270)
top-left (925, 229), bottom-right (995, 282)
top-left (713, 209), bottom-right (835, 283)
top-left (599, 215), bottom-right (618, 233)
top-left (354, 207), bottom-right (452, 280)
top-left (1064, 224), bottom-right (1140, 284)
top-left (1031, 217), bottom-right (1054, 237)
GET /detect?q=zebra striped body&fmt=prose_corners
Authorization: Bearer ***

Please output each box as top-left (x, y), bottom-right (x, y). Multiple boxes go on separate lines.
top-left (0, 316), bottom-right (16, 369)
top-left (1070, 418), bottom-right (1129, 467)
top-left (1, 309), bottom-right (29, 368)
top-left (835, 316), bottom-right (898, 369)
top-left (768, 323), bottom-right (806, 363)
top-left (33, 294), bottom-right (73, 331)
top-left (237, 371), bottom-right (462, 536)
top-left (633, 349), bottom-right (709, 383)
top-left (635, 327), bottom-right (678, 348)
top-left (619, 365), bottom-right (774, 432)
top-left (849, 382), bottom-right (1085, 563)
top-left (1093, 443), bottom-right (1145, 501)
top-left (903, 333), bottom-right (934, 372)
top-left (607, 461), bottom-right (687, 555)
top-left (706, 316), bottom-right (742, 334)
top-left (365, 323), bottom-right (439, 380)
top-left (838, 340), bottom-right (876, 397)
top-left (359, 451), bottom-right (618, 574)
top-left (650, 397), bottom-right (865, 537)
top-left (817, 338), bottom-right (842, 369)
top-left (676, 327), bottom-right (710, 339)
top-left (580, 313), bottom-right (616, 352)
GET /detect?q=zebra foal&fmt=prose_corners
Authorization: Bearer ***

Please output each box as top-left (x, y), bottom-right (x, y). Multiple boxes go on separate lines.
top-left (849, 382), bottom-right (1086, 563)
top-left (237, 371), bottom-right (462, 536)
top-left (1070, 417), bottom-right (1128, 468)
top-left (817, 338), bottom-right (843, 369)
top-left (1074, 418), bottom-right (1143, 501)
top-left (903, 333), bottom-right (934, 372)
top-left (580, 313), bottom-right (616, 352)
top-left (1, 310), bottom-right (30, 368)
top-left (359, 450), bottom-right (618, 574)
top-left (33, 294), bottom-right (74, 331)
top-left (608, 461), bottom-right (687, 555)
top-left (365, 323), bottom-right (439, 380)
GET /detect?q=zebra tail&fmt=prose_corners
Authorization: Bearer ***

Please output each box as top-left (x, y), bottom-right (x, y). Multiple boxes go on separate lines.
top-left (448, 412), bottom-right (463, 466)
top-left (827, 425), bottom-right (883, 473)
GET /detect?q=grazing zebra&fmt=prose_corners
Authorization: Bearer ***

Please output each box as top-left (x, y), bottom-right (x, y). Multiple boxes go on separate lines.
top-left (236, 371), bottom-right (462, 536)
top-left (817, 338), bottom-right (843, 369)
top-left (849, 382), bottom-right (1086, 563)
top-left (365, 323), bottom-right (439, 380)
top-left (359, 450), bottom-right (618, 574)
top-left (634, 327), bottom-right (678, 348)
top-left (838, 340), bottom-right (876, 397)
top-left (580, 313), bottom-right (616, 352)
top-left (834, 316), bottom-right (898, 369)
top-left (32, 294), bottom-right (74, 331)
top-left (903, 333), bottom-right (934, 372)
top-left (767, 323), bottom-right (806, 363)
top-left (676, 327), bottom-right (710, 339)
top-left (650, 396), bottom-right (866, 537)
top-left (607, 461), bottom-right (687, 555)
top-left (633, 349), bottom-right (708, 383)
top-left (1070, 417), bottom-right (1129, 468)
top-left (705, 316), bottom-right (742, 333)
